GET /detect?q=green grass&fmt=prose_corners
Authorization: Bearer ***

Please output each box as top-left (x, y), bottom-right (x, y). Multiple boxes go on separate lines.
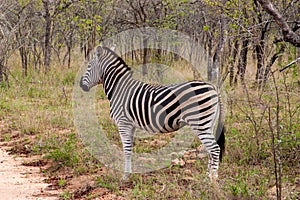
top-left (58, 178), bottom-right (67, 187)
top-left (0, 56), bottom-right (299, 199)
top-left (60, 190), bottom-right (73, 200)
top-left (44, 132), bottom-right (80, 168)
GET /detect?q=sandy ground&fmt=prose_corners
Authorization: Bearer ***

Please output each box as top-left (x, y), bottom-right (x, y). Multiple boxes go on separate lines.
top-left (0, 147), bottom-right (59, 200)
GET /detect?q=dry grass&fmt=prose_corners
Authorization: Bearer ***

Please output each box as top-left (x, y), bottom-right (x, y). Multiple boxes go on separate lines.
top-left (0, 53), bottom-right (299, 199)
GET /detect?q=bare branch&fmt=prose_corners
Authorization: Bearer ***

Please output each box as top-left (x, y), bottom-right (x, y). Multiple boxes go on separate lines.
top-left (279, 57), bottom-right (300, 72)
top-left (257, 0), bottom-right (300, 47)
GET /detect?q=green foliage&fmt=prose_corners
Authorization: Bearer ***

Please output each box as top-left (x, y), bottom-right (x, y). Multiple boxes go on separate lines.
top-left (0, 80), bottom-right (9, 90)
top-left (96, 175), bottom-right (119, 191)
top-left (1, 0), bottom-right (299, 195)
top-left (2, 133), bottom-right (11, 142)
top-left (44, 132), bottom-right (79, 168)
top-left (27, 86), bottom-right (47, 98)
top-left (131, 177), bottom-right (157, 199)
top-left (62, 71), bottom-right (76, 86)
top-left (58, 178), bottom-right (67, 187)
top-left (0, 99), bottom-right (11, 114)
top-left (223, 166), bottom-right (270, 197)
top-left (95, 87), bottom-right (106, 99)
top-left (17, 0), bottom-right (31, 7)
top-left (1, 56), bottom-right (299, 199)
top-left (203, 25), bottom-right (210, 31)
top-left (60, 190), bottom-right (73, 200)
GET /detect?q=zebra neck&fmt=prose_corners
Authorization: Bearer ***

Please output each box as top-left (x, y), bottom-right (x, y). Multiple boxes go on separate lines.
top-left (103, 69), bottom-right (133, 101)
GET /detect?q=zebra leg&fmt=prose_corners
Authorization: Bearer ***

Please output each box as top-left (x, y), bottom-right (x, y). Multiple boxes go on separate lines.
top-left (118, 123), bottom-right (135, 180)
top-left (193, 128), bottom-right (220, 181)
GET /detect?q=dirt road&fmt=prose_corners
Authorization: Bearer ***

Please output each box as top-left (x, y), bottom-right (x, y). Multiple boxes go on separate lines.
top-left (0, 147), bottom-right (58, 200)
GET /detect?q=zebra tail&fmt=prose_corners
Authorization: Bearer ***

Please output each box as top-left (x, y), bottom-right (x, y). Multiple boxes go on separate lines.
top-left (216, 93), bottom-right (226, 162)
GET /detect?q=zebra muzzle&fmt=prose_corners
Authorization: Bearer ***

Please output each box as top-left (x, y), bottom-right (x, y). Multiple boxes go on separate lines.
top-left (80, 77), bottom-right (90, 92)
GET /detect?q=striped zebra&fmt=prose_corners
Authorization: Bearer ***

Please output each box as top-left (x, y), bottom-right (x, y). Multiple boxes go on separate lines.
top-left (80, 46), bottom-right (225, 181)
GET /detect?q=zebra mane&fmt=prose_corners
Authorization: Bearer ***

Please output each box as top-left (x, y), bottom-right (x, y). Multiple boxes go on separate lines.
top-left (102, 46), bottom-right (131, 71)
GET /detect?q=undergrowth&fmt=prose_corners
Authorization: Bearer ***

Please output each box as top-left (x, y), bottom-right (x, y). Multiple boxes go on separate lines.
top-left (0, 56), bottom-right (299, 199)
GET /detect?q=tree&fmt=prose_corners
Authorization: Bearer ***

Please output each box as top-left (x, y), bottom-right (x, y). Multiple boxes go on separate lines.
top-left (257, 0), bottom-right (300, 47)
top-left (0, 0), bottom-right (298, 85)
top-left (0, 1), bottom-right (21, 85)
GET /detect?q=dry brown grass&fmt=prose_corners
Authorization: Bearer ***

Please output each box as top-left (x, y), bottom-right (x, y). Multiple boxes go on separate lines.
top-left (0, 53), bottom-right (299, 199)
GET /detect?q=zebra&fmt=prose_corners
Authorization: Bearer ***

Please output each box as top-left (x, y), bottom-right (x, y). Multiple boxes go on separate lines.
top-left (80, 46), bottom-right (225, 181)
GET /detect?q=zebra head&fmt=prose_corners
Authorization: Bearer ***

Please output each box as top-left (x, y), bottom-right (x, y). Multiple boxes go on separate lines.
top-left (80, 46), bottom-right (107, 92)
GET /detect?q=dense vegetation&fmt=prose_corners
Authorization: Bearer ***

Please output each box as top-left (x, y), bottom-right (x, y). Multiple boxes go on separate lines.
top-left (0, 0), bottom-right (299, 199)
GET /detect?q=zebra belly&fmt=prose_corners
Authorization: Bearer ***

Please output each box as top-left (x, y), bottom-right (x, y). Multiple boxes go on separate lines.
top-left (126, 109), bottom-right (179, 133)
top-left (126, 102), bottom-right (185, 133)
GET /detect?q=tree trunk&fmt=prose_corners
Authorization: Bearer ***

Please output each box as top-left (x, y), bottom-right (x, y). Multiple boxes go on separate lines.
top-left (254, 1), bottom-right (270, 85)
top-left (207, 39), bottom-right (213, 82)
top-left (67, 45), bottom-right (71, 68)
top-left (142, 36), bottom-right (148, 76)
top-left (0, 57), bottom-right (8, 86)
top-left (155, 48), bottom-right (162, 80)
top-left (257, 0), bottom-right (300, 47)
top-left (298, 47), bottom-right (300, 75)
top-left (235, 39), bottom-right (249, 84)
top-left (191, 40), bottom-right (202, 80)
top-left (0, 60), bottom-right (3, 84)
top-left (212, 18), bottom-right (225, 84)
top-left (63, 32), bottom-right (73, 68)
top-left (19, 46), bottom-right (28, 77)
top-left (255, 41), bottom-right (265, 85)
top-left (263, 44), bottom-right (285, 85)
top-left (229, 40), bottom-right (239, 86)
top-left (42, 0), bottom-right (52, 72)
top-left (33, 39), bottom-right (42, 71)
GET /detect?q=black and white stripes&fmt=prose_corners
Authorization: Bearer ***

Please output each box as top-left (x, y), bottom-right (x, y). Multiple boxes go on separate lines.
top-left (80, 46), bottom-right (225, 181)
